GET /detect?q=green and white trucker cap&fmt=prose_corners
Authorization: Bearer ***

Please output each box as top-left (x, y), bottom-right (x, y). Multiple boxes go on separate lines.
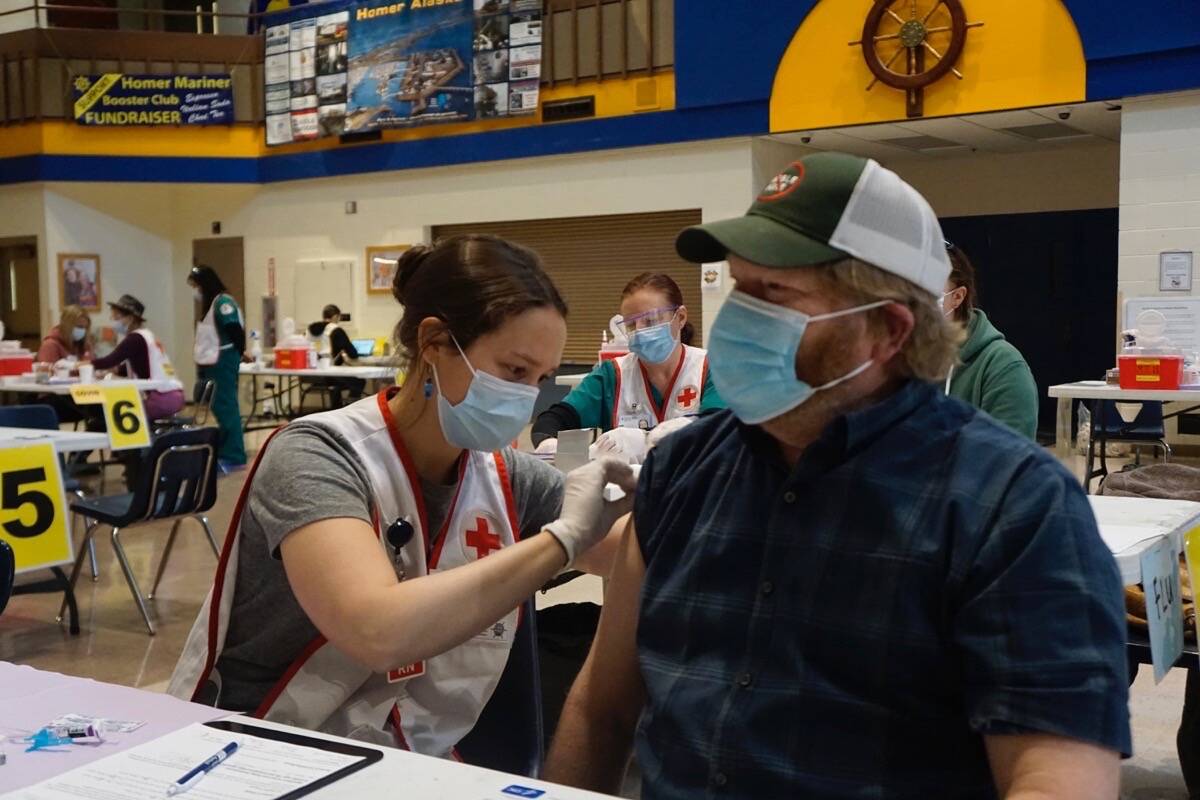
top-left (676, 151), bottom-right (951, 297)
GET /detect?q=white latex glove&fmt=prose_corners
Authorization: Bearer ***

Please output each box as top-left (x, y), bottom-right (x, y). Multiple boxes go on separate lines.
top-left (646, 416), bottom-right (695, 450)
top-left (593, 427), bottom-right (649, 465)
top-left (534, 438), bottom-right (558, 456)
top-left (543, 457), bottom-right (637, 567)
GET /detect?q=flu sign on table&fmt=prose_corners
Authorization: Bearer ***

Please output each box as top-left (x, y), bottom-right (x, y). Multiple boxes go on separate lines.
top-left (1143, 535), bottom-right (1186, 683)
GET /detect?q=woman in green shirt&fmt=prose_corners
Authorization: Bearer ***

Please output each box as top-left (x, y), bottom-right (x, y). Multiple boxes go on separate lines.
top-left (532, 273), bottom-right (723, 455)
top-left (942, 242), bottom-right (1038, 440)
top-left (189, 266), bottom-right (248, 470)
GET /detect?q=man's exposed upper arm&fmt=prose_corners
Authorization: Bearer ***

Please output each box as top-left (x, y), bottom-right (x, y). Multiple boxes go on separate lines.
top-left (578, 517), bottom-right (648, 724)
top-left (984, 733), bottom-right (1119, 799)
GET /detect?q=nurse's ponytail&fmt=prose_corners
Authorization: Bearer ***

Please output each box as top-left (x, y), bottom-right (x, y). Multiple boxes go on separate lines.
top-left (391, 234), bottom-right (567, 391)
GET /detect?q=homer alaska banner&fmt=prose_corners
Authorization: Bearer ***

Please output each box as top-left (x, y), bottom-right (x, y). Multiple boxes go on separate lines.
top-left (73, 74), bottom-right (234, 125)
top-left (264, 0), bottom-right (541, 146)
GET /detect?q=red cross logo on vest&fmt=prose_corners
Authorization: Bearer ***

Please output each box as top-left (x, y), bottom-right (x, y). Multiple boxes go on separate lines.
top-left (465, 516), bottom-right (502, 559)
top-left (676, 385), bottom-right (699, 410)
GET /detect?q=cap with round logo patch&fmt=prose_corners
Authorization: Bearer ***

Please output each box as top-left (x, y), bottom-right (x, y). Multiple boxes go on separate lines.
top-left (675, 151), bottom-right (951, 296)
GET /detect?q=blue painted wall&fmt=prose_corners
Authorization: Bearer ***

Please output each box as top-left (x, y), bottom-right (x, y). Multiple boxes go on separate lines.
top-left (3, 0), bottom-right (1199, 184)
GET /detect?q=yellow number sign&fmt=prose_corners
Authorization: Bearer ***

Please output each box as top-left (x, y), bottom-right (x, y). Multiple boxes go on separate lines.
top-left (0, 442), bottom-right (71, 573)
top-left (71, 384), bottom-right (151, 450)
top-left (101, 385), bottom-right (151, 451)
top-left (1183, 526), bottom-right (1200, 643)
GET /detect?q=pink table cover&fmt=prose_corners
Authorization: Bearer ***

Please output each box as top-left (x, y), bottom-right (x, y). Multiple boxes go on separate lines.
top-left (0, 661), bottom-right (228, 793)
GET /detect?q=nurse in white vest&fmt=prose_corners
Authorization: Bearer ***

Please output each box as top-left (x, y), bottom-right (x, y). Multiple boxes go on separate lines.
top-left (532, 272), bottom-right (725, 463)
top-left (169, 234), bottom-right (635, 759)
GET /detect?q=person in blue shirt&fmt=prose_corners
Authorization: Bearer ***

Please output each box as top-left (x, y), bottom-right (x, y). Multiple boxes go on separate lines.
top-left (545, 153), bottom-right (1129, 799)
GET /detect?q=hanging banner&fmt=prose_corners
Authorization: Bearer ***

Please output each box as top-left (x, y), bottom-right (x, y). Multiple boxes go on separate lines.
top-left (345, 0), bottom-right (475, 133)
top-left (265, 9), bottom-right (351, 145)
top-left (73, 74), bottom-right (234, 126)
top-left (263, 0), bottom-right (542, 145)
top-left (472, 0), bottom-right (542, 119)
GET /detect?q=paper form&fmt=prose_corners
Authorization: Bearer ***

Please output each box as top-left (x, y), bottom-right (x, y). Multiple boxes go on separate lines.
top-left (10, 723), bottom-right (363, 800)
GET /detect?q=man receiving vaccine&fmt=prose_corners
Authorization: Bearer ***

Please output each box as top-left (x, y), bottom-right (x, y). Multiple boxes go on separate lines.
top-left (544, 153), bottom-right (1130, 799)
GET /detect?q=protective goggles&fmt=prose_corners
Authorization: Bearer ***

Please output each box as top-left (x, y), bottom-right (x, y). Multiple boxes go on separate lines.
top-left (618, 306), bottom-right (679, 337)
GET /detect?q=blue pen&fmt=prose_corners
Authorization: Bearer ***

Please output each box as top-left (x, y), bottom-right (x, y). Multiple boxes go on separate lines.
top-left (165, 741), bottom-right (239, 796)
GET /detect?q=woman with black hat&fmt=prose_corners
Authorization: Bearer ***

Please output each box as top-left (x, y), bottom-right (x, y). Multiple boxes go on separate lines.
top-left (91, 293), bottom-right (186, 420)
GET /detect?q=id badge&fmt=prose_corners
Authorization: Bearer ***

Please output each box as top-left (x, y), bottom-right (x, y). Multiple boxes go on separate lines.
top-left (387, 661), bottom-right (425, 683)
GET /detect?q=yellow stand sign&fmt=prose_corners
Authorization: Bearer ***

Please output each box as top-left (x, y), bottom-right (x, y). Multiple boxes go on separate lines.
top-left (70, 384), bottom-right (151, 451)
top-left (1183, 526), bottom-right (1200, 642)
top-left (0, 442), bottom-right (71, 573)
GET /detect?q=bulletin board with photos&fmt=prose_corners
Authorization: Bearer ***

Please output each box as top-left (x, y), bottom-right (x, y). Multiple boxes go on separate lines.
top-left (265, 9), bottom-right (350, 144)
top-left (264, 0), bottom-right (541, 146)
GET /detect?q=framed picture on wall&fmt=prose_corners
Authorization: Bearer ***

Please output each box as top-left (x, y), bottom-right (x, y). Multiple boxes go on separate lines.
top-left (57, 253), bottom-right (102, 311)
top-left (366, 245), bottom-right (409, 295)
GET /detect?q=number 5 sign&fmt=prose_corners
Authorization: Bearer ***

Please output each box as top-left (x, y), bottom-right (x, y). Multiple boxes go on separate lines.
top-left (0, 443), bottom-right (72, 573)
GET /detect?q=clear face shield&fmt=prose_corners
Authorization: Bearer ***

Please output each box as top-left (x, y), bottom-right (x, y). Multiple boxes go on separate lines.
top-left (618, 306), bottom-right (679, 338)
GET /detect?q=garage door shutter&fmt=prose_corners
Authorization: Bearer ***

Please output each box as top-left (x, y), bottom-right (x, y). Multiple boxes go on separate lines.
top-left (433, 209), bottom-right (702, 364)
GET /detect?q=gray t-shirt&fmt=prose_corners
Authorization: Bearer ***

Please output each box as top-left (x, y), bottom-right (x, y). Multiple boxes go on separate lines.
top-left (211, 421), bottom-right (564, 713)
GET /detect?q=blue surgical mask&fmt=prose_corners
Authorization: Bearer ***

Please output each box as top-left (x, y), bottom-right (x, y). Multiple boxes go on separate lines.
top-left (72, 326), bottom-right (87, 342)
top-left (628, 321), bottom-right (678, 364)
top-left (434, 337), bottom-right (539, 452)
top-left (708, 290), bottom-right (887, 425)
top-left (111, 319), bottom-right (127, 335)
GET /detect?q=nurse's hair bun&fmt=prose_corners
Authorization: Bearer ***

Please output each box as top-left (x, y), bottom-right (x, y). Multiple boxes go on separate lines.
top-left (392, 245), bottom-right (433, 305)
top-left (390, 235), bottom-right (567, 378)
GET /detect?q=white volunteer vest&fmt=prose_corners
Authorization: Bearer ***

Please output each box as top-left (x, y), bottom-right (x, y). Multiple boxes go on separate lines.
top-left (317, 322), bottom-right (338, 357)
top-left (130, 329), bottom-right (184, 390)
top-left (167, 391), bottom-right (522, 757)
top-left (612, 344), bottom-right (709, 431)
top-left (194, 294), bottom-right (243, 366)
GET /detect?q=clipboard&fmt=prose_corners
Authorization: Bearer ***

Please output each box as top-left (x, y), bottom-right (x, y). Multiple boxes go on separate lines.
top-left (204, 719), bottom-right (382, 799)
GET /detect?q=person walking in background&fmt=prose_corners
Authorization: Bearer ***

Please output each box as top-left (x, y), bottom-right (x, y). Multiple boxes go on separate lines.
top-left (188, 266), bottom-right (248, 472)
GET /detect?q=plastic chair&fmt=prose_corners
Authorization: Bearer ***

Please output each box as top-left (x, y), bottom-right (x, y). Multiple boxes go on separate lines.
top-left (60, 427), bottom-right (221, 635)
top-left (455, 599), bottom-right (544, 777)
top-left (0, 540), bottom-right (13, 618)
top-left (1086, 400), bottom-right (1171, 493)
top-left (154, 380), bottom-right (216, 432)
top-left (0, 403), bottom-right (97, 581)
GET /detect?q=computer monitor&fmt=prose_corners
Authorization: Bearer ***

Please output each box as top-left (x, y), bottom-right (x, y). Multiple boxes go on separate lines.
top-left (352, 338), bottom-right (376, 357)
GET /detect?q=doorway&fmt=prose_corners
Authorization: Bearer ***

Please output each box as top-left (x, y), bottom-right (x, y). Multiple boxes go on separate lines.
top-left (0, 237), bottom-right (41, 350)
top-left (940, 208), bottom-right (1118, 442)
top-left (192, 237), bottom-right (245, 322)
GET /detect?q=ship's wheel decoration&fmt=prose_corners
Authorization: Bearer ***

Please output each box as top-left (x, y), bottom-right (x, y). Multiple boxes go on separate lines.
top-left (850, 0), bottom-right (984, 118)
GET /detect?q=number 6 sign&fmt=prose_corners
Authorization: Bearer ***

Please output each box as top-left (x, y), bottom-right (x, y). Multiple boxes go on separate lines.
top-left (0, 443), bottom-right (72, 573)
top-left (72, 384), bottom-right (151, 450)
top-left (103, 387), bottom-right (150, 450)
